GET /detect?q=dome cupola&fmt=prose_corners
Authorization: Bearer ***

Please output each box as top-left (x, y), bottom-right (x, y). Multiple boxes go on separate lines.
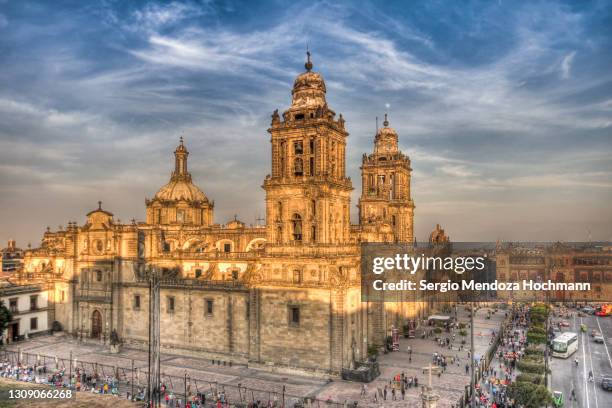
top-left (146, 137), bottom-right (214, 226)
top-left (374, 114), bottom-right (399, 154)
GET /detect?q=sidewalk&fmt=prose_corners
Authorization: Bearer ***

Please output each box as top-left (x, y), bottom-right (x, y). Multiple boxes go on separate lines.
top-left (475, 306), bottom-right (528, 406)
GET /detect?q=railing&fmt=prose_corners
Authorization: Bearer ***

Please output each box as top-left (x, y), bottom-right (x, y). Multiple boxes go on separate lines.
top-left (156, 251), bottom-right (259, 261)
top-left (132, 278), bottom-right (247, 290)
top-left (1, 349), bottom-right (345, 407)
top-left (265, 244), bottom-right (359, 257)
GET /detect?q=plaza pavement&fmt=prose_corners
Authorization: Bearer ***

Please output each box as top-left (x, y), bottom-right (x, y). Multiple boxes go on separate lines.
top-left (313, 305), bottom-right (507, 407)
top-left (2, 305), bottom-right (506, 407)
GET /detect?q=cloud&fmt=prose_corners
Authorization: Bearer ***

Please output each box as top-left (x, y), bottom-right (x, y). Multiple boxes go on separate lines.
top-left (131, 1), bottom-right (211, 32)
top-left (0, 0), bottom-right (611, 244)
top-left (560, 51), bottom-right (576, 79)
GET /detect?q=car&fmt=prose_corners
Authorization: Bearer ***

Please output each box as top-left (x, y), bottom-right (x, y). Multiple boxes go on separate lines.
top-left (596, 310), bottom-right (609, 317)
top-left (582, 306), bottom-right (596, 314)
top-left (594, 335), bottom-right (605, 344)
top-left (559, 321), bottom-right (570, 327)
top-left (552, 390), bottom-right (564, 407)
top-left (602, 376), bottom-right (612, 391)
top-left (591, 329), bottom-right (600, 337)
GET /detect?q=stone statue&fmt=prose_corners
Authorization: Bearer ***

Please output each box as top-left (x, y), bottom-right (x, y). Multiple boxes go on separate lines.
top-left (271, 109), bottom-right (280, 126)
top-left (110, 329), bottom-right (121, 345)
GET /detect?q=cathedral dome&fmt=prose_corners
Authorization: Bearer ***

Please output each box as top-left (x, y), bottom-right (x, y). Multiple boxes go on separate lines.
top-left (151, 137), bottom-right (208, 203)
top-left (376, 114), bottom-right (398, 137)
top-left (292, 71), bottom-right (327, 97)
top-left (290, 51), bottom-right (327, 109)
top-left (154, 179), bottom-right (208, 202)
top-left (374, 114), bottom-right (399, 153)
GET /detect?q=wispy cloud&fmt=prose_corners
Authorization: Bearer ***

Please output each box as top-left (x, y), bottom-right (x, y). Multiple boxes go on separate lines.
top-left (560, 51), bottom-right (576, 79)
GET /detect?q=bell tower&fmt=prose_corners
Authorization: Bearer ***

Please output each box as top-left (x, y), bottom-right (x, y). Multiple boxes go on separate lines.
top-left (359, 114), bottom-right (415, 242)
top-left (263, 52), bottom-right (353, 245)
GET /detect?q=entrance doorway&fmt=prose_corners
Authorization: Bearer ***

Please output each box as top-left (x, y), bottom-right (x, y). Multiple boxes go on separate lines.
top-left (91, 310), bottom-right (102, 339)
top-left (7, 322), bottom-right (19, 343)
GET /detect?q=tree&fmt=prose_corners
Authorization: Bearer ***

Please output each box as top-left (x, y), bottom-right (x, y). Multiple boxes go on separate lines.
top-left (507, 382), bottom-right (553, 408)
top-left (0, 300), bottom-right (13, 344)
top-left (527, 331), bottom-right (547, 344)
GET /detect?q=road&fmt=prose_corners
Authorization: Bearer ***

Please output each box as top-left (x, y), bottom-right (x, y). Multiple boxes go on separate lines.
top-left (549, 313), bottom-right (612, 408)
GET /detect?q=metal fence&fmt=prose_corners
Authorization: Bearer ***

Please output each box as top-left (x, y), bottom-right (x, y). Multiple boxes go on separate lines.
top-left (1, 349), bottom-right (345, 408)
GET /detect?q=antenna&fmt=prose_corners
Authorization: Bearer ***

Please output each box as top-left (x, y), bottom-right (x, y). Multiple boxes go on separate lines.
top-left (375, 116), bottom-right (378, 133)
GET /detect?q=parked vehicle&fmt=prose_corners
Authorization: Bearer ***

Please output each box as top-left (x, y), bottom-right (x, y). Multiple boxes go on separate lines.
top-left (595, 304), bottom-right (612, 317)
top-left (602, 376), bottom-right (612, 391)
top-left (594, 335), bottom-right (605, 344)
top-left (553, 390), bottom-right (564, 407)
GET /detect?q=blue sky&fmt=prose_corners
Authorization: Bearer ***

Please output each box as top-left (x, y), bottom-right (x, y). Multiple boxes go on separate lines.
top-left (0, 0), bottom-right (611, 244)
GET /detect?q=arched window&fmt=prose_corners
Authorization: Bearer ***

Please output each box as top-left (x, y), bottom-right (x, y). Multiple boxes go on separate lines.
top-left (311, 225), bottom-right (317, 243)
top-left (292, 214), bottom-right (302, 241)
top-left (277, 226), bottom-right (282, 244)
top-left (294, 141), bottom-right (303, 154)
top-left (280, 141), bottom-right (286, 176)
top-left (294, 158), bottom-right (303, 176)
top-left (293, 269), bottom-right (302, 284)
top-left (276, 201), bottom-right (283, 222)
top-left (311, 200), bottom-right (316, 217)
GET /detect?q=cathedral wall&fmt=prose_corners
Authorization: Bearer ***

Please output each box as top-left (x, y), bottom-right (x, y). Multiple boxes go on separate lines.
top-left (120, 285), bottom-right (250, 361)
top-left (257, 287), bottom-right (332, 372)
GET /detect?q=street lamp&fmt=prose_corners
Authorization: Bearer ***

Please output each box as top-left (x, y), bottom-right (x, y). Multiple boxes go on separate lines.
top-left (470, 302), bottom-right (475, 408)
top-left (184, 370), bottom-right (188, 406)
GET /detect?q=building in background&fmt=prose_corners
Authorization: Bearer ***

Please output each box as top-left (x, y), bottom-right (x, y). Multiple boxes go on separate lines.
top-left (495, 243), bottom-right (612, 302)
top-left (0, 282), bottom-right (49, 343)
top-left (2, 240), bottom-right (24, 273)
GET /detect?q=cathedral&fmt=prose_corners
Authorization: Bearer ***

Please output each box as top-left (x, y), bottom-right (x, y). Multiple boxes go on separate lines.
top-left (20, 53), bottom-right (427, 376)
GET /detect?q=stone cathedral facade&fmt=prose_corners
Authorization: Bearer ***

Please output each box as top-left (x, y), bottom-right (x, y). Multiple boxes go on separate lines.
top-left (20, 55), bottom-right (426, 376)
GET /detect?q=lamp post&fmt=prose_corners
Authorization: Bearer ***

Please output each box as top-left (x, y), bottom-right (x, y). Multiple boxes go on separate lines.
top-left (470, 302), bottom-right (475, 408)
top-left (131, 359), bottom-right (134, 400)
top-left (184, 370), bottom-right (187, 407)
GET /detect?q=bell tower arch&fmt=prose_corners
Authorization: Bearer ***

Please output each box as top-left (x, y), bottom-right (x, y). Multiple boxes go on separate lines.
top-left (263, 52), bottom-right (353, 246)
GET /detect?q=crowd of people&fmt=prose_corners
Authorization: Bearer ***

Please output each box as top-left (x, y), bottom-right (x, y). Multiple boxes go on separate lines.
top-left (0, 359), bottom-right (125, 395)
top-left (472, 305), bottom-right (529, 408)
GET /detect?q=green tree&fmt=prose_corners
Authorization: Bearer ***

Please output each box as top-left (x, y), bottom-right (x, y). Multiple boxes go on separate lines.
top-left (0, 300), bottom-right (12, 344)
top-left (507, 382), bottom-right (553, 408)
top-left (527, 331), bottom-right (547, 344)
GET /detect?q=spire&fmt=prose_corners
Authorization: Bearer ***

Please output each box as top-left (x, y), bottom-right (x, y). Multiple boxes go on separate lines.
top-left (305, 47), bottom-right (313, 72)
top-left (98, 201), bottom-right (102, 210)
top-left (383, 113), bottom-right (389, 127)
top-left (172, 136), bottom-right (190, 181)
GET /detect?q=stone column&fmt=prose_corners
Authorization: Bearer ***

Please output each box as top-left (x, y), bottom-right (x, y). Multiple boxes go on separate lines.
top-left (420, 386), bottom-right (439, 408)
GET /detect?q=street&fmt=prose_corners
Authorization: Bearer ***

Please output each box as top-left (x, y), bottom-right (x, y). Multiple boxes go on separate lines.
top-left (550, 313), bottom-right (612, 408)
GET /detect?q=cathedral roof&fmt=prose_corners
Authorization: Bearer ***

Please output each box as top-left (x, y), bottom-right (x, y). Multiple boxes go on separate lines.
top-left (374, 114), bottom-right (399, 153)
top-left (376, 114), bottom-right (398, 138)
top-left (289, 51), bottom-right (328, 110)
top-left (154, 179), bottom-right (208, 202)
top-left (152, 138), bottom-right (209, 203)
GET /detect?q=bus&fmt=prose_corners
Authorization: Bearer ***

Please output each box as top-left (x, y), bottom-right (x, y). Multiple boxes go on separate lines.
top-left (552, 332), bottom-right (578, 358)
